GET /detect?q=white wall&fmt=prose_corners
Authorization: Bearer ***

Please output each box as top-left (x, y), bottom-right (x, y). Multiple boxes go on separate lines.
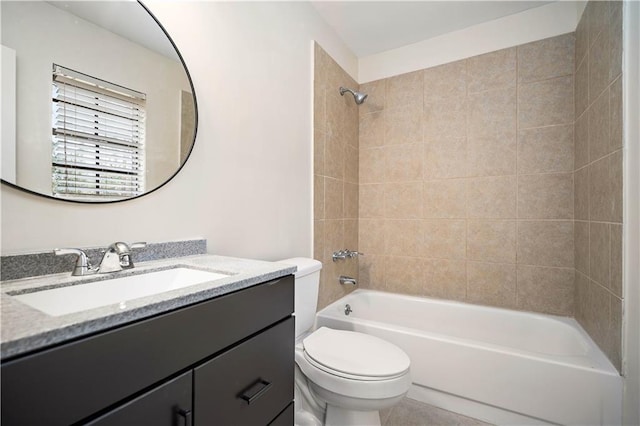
top-left (1, 45), bottom-right (16, 184)
top-left (359, 1), bottom-right (583, 83)
top-left (1, 1), bottom-right (191, 193)
top-left (0, 1), bottom-right (357, 260)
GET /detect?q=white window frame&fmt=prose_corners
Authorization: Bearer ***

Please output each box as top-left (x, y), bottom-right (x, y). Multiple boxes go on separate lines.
top-left (52, 64), bottom-right (146, 200)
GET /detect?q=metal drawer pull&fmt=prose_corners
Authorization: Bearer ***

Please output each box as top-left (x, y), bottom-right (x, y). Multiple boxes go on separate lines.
top-left (239, 379), bottom-right (272, 405)
top-left (177, 408), bottom-right (192, 426)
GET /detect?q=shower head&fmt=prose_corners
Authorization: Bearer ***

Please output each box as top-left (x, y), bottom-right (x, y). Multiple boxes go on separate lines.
top-left (339, 87), bottom-right (368, 105)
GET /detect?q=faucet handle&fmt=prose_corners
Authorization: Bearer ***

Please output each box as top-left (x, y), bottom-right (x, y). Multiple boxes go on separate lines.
top-left (54, 248), bottom-right (84, 257)
top-left (332, 249), bottom-right (364, 261)
top-left (119, 242), bottom-right (146, 269)
top-left (54, 248), bottom-right (96, 276)
top-left (332, 250), bottom-right (348, 262)
top-left (98, 241), bottom-right (147, 273)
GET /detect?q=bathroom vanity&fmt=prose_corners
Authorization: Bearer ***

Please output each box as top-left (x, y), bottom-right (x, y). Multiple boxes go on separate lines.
top-left (0, 255), bottom-right (295, 425)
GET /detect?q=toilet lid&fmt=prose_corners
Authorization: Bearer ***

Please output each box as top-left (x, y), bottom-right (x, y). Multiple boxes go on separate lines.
top-left (302, 327), bottom-right (410, 379)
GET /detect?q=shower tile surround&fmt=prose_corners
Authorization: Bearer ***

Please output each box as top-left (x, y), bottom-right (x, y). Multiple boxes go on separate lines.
top-left (573, 0), bottom-right (623, 371)
top-left (314, 44), bottom-right (359, 309)
top-left (314, 4), bottom-right (622, 371)
top-left (357, 33), bottom-right (577, 318)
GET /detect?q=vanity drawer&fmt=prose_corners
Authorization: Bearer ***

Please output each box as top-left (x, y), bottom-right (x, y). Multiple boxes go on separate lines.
top-left (194, 317), bottom-right (294, 425)
top-left (269, 402), bottom-right (294, 426)
top-left (86, 371), bottom-right (192, 426)
top-left (1, 275), bottom-right (293, 426)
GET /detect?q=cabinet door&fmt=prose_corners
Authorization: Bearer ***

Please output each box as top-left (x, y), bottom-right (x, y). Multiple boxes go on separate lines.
top-left (194, 317), bottom-right (294, 426)
top-left (86, 371), bottom-right (192, 426)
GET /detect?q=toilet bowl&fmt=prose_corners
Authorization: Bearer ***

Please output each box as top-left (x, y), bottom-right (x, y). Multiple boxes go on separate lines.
top-left (297, 327), bottom-right (411, 425)
top-left (279, 258), bottom-right (411, 426)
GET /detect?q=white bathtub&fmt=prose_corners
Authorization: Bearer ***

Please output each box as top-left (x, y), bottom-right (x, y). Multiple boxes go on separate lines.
top-left (315, 290), bottom-right (622, 426)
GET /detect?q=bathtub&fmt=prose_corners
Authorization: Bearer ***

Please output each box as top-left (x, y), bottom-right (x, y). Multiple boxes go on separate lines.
top-left (315, 290), bottom-right (622, 426)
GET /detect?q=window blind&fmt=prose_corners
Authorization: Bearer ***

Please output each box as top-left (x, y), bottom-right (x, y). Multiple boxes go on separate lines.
top-left (52, 65), bottom-right (146, 199)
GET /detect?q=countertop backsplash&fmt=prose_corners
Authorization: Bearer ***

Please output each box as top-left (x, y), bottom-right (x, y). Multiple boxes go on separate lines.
top-left (0, 239), bottom-right (207, 281)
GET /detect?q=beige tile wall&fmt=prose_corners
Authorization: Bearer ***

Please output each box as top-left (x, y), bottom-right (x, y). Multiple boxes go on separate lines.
top-left (314, 9), bottom-right (622, 371)
top-left (314, 44), bottom-right (359, 309)
top-left (358, 33), bottom-right (577, 317)
top-left (573, 0), bottom-right (623, 371)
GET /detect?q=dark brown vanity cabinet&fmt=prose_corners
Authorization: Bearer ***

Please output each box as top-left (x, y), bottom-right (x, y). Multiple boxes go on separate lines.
top-left (1, 275), bottom-right (294, 426)
top-left (87, 371), bottom-right (194, 426)
top-left (195, 317), bottom-right (293, 425)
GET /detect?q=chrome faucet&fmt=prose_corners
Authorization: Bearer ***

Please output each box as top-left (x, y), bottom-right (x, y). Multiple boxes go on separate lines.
top-left (339, 275), bottom-right (357, 286)
top-left (54, 242), bottom-right (147, 276)
top-left (53, 248), bottom-right (96, 276)
top-left (98, 242), bottom-right (146, 273)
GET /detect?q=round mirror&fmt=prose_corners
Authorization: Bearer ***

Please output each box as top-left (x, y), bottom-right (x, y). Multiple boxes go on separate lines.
top-left (1, 1), bottom-right (197, 203)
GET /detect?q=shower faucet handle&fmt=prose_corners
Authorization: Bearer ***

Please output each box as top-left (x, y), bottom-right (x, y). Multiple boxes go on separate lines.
top-left (332, 249), bottom-right (364, 261)
top-left (332, 250), bottom-right (348, 261)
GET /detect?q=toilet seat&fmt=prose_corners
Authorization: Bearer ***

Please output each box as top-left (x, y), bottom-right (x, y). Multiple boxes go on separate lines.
top-left (302, 327), bottom-right (410, 381)
top-left (295, 329), bottom-right (412, 403)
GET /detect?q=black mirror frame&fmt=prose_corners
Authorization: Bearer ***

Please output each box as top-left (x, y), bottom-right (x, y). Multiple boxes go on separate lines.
top-left (0, 0), bottom-right (198, 204)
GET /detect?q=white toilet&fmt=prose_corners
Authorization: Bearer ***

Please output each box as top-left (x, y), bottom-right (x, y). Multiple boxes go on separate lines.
top-left (280, 258), bottom-right (411, 426)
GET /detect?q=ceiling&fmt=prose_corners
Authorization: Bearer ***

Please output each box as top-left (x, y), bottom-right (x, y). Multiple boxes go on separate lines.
top-left (311, 1), bottom-right (554, 57)
top-left (51, 1), bottom-right (555, 62)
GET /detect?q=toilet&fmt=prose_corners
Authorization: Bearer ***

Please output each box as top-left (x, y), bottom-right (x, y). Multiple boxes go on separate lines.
top-left (280, 258), bottom-right (411, 426)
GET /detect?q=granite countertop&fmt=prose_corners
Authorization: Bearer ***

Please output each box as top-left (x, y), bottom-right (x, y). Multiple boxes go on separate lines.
top-left (0, 255), bottom-right (296, 360)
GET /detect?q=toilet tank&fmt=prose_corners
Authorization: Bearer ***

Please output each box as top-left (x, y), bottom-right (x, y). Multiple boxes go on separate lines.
top-left (279, 258), bottom-right (322, 339)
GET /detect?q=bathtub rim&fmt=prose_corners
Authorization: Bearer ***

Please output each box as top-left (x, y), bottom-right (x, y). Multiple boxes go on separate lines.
top-left (316, 289), bottom-right (620, 376)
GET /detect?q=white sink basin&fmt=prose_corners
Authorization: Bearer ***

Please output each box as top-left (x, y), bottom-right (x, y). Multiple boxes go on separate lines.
top-left (13, 267), bottom-right (231, 316)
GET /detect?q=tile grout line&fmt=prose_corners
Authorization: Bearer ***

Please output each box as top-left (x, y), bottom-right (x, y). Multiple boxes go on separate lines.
top-left (364, 170), bottom-right (579, 183)
top-left (576, 268), bottom-right (623, 302)
top-left (586, 31), bottom-right (593, 329)
top-left (464, 58), bottom-right (470, 301)
top-left (571, 35), bottom-right (577, 317)
top-left (520, 122), bottom-right (575, 132)
top-left (381, 78), bottom-right (387, 291)
top-left (573, 147), bottom-right (622, 174)
top-left (515, 46), bottom-right (520, 308)
top-left (421, 68), bottom-right (428, 297)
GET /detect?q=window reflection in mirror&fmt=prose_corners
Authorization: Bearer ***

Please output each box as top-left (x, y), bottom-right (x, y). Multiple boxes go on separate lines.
top-left (52, 65), bottom-right (147, 200)
top-left (0, 1), bottom-right (196, 202)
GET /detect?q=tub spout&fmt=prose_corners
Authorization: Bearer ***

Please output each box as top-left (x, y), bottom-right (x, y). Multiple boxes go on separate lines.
top-left (339, 275), bottom-right (357, 286)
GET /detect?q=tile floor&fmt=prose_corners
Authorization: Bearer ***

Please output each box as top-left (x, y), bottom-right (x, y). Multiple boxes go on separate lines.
top-left (380, 397), bottom-right (493, 426)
